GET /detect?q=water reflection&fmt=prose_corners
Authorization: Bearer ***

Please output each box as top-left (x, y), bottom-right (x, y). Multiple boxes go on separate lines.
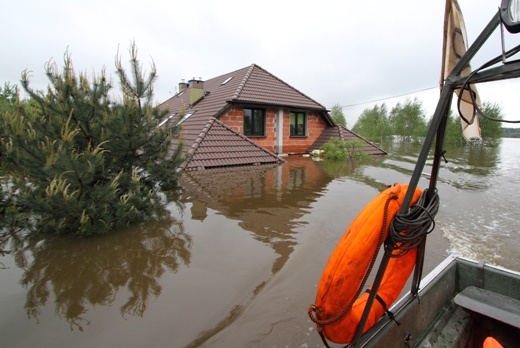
top-left (316, 158), bottom-right (391, 191)
top-left (445, 144), bottom-right (500, 173)
top-left (1, 210), bottom-right (189, 330)
top-left (180, 157), bottom-right (335, 274)
top-left (440, 144), bottom-right (500, 191)
top-left (0, 141), bottom-right (516, 347)
top-left (369, 142), bottom-right (501, 191)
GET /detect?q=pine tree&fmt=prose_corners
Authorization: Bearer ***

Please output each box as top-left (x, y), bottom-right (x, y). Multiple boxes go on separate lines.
top-left (0, 43), bottom-right (183, 236)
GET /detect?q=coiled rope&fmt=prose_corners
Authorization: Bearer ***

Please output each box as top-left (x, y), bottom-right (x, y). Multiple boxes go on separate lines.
top-left (385, 188), bottom-right (439, 257)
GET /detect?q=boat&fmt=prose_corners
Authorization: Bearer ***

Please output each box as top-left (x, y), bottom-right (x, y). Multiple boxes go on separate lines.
top-left (356, 255), bottom-right (520, 347)
top-left (310, 1), bottom-right (520, 346)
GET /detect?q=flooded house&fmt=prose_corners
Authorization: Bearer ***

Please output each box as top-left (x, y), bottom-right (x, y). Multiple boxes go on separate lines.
top-left (159, 64), bottom-right (385, 171)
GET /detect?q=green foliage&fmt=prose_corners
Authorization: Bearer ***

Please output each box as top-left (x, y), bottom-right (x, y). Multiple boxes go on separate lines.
top-left (351, 98), bottom-right (503, 147)
top-left (0, 82), bottom-right (19, 112)
top-left (388, 98), bottom-right (428, 143)
top-left (320, 137), bottom-right (370, 161)
top-left (352, 103), bottom-right (391, 143)
top-left (444, 102), bottom-right (504, 147)
top-left (0, 43), bottom-right (183, 237)
top-left (479, 102), bottom-right (503, 146)
top-left (330, 103), bottom-right (347, 127)
top-left (503, 127), bottom-right (520, 138)
top-left (1, 83), bottom-right (21, 220)
top-left (444, 110), bottom-right (466, 147)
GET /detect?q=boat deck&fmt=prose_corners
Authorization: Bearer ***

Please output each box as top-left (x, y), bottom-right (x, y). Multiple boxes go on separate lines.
top-left (357, 256), bottom-right (520, 347)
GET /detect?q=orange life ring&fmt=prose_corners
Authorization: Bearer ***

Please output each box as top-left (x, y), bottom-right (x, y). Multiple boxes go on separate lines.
top-left (483, 337), bottom-right (503, 348)
top-left (309, 183), bottom-right (422, 344)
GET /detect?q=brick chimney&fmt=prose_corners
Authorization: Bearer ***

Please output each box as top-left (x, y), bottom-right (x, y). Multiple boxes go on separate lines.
top-left (188, 78), bottom-right (204, 105)
top-left (178, 79), bottom-right (188, 92)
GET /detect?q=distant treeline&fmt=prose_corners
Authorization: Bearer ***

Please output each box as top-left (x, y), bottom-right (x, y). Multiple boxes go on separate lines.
top-left (351, 99), bottom-right (506, 146)
top-left (502, 128), bottom-right (520, 138)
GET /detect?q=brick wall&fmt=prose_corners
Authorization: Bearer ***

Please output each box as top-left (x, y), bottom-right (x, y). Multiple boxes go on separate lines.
top-left (281, 111), bottom-right (326, 154)
top-left (220, 107), bottom-right (243, 133)
top-left (250, 108), bottom-right (276, 152)
top-left (220, 107), bottom-right (327, 154)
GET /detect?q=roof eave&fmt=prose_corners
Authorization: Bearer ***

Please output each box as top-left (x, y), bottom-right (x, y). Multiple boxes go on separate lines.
top-left (226, 99), bottom-right (327, 113)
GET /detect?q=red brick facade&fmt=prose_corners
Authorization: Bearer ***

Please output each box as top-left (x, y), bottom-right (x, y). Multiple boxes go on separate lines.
top-left (220, 106), bottom-right (327, 154)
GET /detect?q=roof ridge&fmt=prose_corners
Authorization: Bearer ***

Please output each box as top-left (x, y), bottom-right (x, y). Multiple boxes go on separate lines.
top-left (177, 118), bottom-right (217, 172)
top-left (210, 65), bottom-right (252, 81)
top-left (232, 64), bottom-right (256, 100)
top-left (190, 118), bottom-right (216, 155)
top-left (338, 125), bottom-right (347, 138)
top-left (336, 125), bottom-right (387, 155)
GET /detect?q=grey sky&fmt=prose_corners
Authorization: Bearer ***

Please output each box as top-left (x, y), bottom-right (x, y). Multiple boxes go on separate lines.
top-left (1, 0), bottom-right (519, 126)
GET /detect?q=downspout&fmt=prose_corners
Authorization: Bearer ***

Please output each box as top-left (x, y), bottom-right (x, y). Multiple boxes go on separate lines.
top-left (275, 108), bottom-right (284, 154)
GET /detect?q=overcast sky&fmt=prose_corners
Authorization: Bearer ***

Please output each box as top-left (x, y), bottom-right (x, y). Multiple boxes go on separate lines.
top-left (1, 0), bottom-right (519, 126)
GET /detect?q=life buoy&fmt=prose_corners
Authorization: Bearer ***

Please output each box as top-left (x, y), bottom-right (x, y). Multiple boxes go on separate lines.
top-left (483, 337), bottom-right (503, 348)
top-left (309, 183), bottom-right (422, 344)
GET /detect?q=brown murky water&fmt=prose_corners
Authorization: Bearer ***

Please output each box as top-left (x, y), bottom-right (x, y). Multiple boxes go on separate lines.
top-left (1, 139), bottom-right (518, 347)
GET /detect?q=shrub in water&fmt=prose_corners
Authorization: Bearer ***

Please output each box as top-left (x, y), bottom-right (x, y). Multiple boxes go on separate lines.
top-left (320, 138), bottom-right (370, 161)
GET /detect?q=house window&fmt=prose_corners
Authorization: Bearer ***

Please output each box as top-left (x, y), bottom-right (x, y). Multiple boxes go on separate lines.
top-left (178, 111), bottom-right (195, 125)
top-left (290, 111), bottom-right (306, 136)
top-left (244, 108), bottom-right (265, 136)
top-left (221, 77), bottom-right (233, 85)
top-left (158, 113), bottom-right (176, 127)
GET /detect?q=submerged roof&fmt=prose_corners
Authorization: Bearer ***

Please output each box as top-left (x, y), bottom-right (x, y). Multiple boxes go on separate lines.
top-left (161, 64), bottom-right (331, 135)
top-left (308, 125), bottom-right (387, 156)
top-left (161, 64), bottom-right (331, 171)
top-left (179, 117), bottom-right (285, 172)
top-left (160, 64), bottom-right (384, 170)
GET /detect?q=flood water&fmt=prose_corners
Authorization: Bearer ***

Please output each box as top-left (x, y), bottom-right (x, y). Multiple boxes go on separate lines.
top-left (1, 138), bottom-right (519, 347)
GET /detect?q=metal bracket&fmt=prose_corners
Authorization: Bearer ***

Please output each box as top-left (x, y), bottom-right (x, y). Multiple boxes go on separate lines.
top-left (477, 260), bottom-right (485, 288)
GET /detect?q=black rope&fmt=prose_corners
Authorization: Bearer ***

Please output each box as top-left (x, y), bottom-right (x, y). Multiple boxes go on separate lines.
top-left (385, 189), bottom-right (439, 257)
top-left (365, 289), bottom-right (401, 326)
top-left (456, 43), bottom-right (520, 125)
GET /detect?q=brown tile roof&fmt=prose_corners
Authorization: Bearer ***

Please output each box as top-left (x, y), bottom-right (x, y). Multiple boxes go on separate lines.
top-left (308, 125), bottom-right (387, 156)
top-left (230, 65), bottom-right (327, 110)
top-left (160, 64), bottom-right (384, 171)
top-left (179, 117), bottom-right (285, 171)
top-left (160, 64), bottom-right (332, 135)
top-left (161, 64), bottom-right (333, 171)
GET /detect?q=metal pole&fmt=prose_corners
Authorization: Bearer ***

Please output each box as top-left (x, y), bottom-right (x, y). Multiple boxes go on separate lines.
top-left (350, 11), bottom-right (503, 347)
top-left (350, 87), bottom-right (454, 347)
top-left (408, 11), bottom-right (501, 297)
top-left (399, 11), bottom-right (500, 215)
top-left (412, 100), bottom-right (451, 296)
top-left (350, 253), bottom-right (391, 347)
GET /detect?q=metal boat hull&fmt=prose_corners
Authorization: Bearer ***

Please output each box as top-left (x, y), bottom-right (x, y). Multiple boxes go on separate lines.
top-left (357, 256), bottom-right (520, 347)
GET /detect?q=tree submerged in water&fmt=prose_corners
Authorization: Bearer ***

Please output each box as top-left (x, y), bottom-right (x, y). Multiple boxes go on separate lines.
top-left (0, 43), bottom-right (183, 237)
top-left (445, 102), bottom-right (504, 147)
top-left (352, 99), bottom-right (428, 144)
